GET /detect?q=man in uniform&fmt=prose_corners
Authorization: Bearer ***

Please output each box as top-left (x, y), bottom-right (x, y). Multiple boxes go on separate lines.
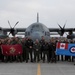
top-left (50, 39), bottom-right (57, 63)
top-left (33, 39), bottom-right (41, 62)
top-left (39, 36), bottom-right (45, 60)
top-left (11, 37), bottom-right (23, 62)
top-left (25, 37), bottom-right (33, 62)
top-left (42, 41), bottom-right (49, 62)
top-left (21, 38), bottom-right (26, 61)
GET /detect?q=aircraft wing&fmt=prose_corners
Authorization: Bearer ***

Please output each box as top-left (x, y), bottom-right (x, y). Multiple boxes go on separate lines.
top-left (49, 28), bottom-right (75, 36)
top-left (48, 28), bottom-right (75, 32)
top-left (2, 28), bottom-right (26, 32)
top-left (2, 27), bottom-right (75, 33)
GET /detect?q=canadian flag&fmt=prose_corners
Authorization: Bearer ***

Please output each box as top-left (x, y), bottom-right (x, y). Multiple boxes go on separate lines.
top-left (57, 42), bottom-right (68, 49)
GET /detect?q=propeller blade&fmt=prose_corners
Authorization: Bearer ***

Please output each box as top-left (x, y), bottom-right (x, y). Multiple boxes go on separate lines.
top-left (8, 20), bottom-right (12, 28)
top-left (57, 23), bottom-right (62, 29)
top-left (8, 31), bottom-right (15, 36)
top-left (7, 21), bottom-right (18, 36)
top-left (63, 20), bottom-right (67, 29)
top-left (63, 24), bottom-right (65, 29)
top-left (13, 21), bottom-right (19, 28)
top-left (57, 23), bottom-right (65, 36)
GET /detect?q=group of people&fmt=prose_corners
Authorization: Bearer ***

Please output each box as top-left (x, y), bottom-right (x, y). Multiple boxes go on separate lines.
top-left (25, 36), bottom-right (56, 63)
top-left (0, 36), bottom-right (57, 63)
top-left (0, 36), bottom-right (75, 64)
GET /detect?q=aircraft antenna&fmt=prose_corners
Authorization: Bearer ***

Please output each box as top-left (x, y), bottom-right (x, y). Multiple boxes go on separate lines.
top-left (37, 13), bottom-right (39, 23)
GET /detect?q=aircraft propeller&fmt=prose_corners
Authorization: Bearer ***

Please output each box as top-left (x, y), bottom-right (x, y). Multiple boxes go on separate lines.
top-left (8, 21), bottom-right (19, 36)
top-left (58, 21), bottom-right (67, 36)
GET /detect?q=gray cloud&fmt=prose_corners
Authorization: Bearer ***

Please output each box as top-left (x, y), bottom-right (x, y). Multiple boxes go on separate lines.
top-left (0, 0), bottom-right (75, 29)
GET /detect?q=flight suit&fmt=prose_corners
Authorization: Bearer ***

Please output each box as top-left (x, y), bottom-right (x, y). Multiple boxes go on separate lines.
top-left (33, 42), bottom-right (41, 62)
top-left (50, 42), bottom-right (57, 63)
top-left (39, 39), bottom-right (45, 60)
top-left (42, 42), bottom-right (49, 62)
top-left (25, 38), bottom-right (33, 62)
top-left (21, 39), bottom-right (26, 61)
top-left (49, 42), bottom-right (53, 62)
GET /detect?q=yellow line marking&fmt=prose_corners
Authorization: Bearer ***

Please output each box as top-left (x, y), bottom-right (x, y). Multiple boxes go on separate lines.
top-left (37, 63), bottom-right (41, 75)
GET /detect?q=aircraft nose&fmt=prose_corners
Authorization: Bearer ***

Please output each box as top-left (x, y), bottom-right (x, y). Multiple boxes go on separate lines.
top-left (31, 32), bottom-right (43, 41)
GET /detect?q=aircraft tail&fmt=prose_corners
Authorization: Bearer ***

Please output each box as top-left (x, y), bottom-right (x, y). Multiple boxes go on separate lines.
top-left (37, 13), bottom-right (39, 23)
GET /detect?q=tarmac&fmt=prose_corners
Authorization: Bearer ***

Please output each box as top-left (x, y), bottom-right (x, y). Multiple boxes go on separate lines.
top-left (0, 61), bottom-right (75, 75)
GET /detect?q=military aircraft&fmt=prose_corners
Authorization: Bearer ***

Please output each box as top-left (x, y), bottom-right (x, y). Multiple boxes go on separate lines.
top-left (0, 13), bottom-right (75, 40)
top-left (0, 27), bottom-right (8, 39)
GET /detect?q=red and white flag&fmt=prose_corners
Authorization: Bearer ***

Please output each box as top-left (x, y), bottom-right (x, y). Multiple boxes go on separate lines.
top-left (57, 43), bottom-right (68, 49)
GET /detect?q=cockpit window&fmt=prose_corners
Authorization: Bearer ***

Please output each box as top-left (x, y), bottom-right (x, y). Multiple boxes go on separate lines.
top-left (31, 25), bottom-right (40, 32)
top-left (32, 25), bottom-right (39, 28)
top-left (32, 25), bottom-right (35, 28)
top-left (36, 25), bottom-right (39, 27)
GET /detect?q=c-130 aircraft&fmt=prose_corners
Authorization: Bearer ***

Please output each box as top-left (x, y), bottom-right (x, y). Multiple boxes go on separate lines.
top-left (0, 13), bottom-right (75, 40)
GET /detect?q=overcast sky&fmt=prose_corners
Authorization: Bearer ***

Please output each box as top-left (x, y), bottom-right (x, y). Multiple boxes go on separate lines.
top-left (0, 0), bottom-right (75, 29)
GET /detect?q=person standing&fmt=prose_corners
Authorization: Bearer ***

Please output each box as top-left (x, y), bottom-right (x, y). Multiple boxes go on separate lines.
top-left (33, 39), bottom-right (41, 62)
top-left (42, 41), bottom-right (49, 63)
top-left (25, 37), bottom-right (33, 62)
top-left (39, 36), bottom-right (45, 60)
top-left (50, 39), bottom-right (57, 63)
top-left (21, 38), bottom-right (26, 61)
